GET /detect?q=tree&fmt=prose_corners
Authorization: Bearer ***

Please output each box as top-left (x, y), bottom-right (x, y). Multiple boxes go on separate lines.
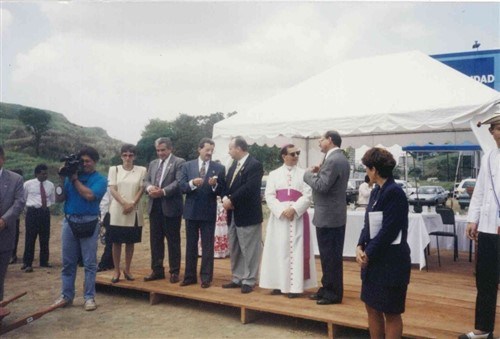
top-left (18, 108), bottom-right (52, 156)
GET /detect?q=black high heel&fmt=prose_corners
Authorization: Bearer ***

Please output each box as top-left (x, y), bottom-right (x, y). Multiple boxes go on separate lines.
top-left (111, 276), bottom-right (120, 283)
top-left (123, 271), bottom-right (135, 281)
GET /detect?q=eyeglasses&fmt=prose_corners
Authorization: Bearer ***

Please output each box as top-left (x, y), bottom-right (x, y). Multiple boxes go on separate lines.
top-left (287, 151), bottom-right (300, 157)
top-left (122, 154), bottom-right (135, 158)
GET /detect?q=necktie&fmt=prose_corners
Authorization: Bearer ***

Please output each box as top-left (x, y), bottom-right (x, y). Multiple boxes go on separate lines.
top-left (155, 160), bottom-right (165, 186)
top-left (40, 182), bottom-right (47, 208)
top-left (229, 161), bottom-right (241, 187)
top-left (199, 161), bottom-right (206, 178)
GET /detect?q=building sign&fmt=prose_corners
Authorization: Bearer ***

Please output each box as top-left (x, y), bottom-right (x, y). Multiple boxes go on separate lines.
top-left (441, 57), bottom-right (495, 88)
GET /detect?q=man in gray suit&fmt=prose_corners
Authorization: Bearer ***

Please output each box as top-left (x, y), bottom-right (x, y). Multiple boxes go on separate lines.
top-left (303, 130), bottom-right (349, 305)
top-left (143, 137), bottom-right (185, 283)
top-left (0, 146), bottom-right (25, 301)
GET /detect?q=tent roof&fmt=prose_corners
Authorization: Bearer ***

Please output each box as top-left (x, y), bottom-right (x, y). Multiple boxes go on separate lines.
top-left (213, 50), bottom-right (500, 148)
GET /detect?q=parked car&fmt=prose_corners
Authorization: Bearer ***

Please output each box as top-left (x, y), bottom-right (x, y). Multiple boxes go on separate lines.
top-left (457, 180), bottom-right (476, 209)
top-left (408, 185), bottom-right (449, 206)
top-left (395, 179), bottom-right (416, 197)
top-left (454, 178), bottom-right (476, 198)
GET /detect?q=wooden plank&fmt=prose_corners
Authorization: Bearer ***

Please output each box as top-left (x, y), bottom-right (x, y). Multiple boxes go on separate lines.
top-left (95, 250), bottom-right (499, 339)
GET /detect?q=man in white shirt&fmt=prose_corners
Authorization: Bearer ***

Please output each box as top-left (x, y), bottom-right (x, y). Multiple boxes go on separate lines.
top-left (21, 164), bottom-right (55, 272)
top-left (460, 113), bottom-right (500, 339)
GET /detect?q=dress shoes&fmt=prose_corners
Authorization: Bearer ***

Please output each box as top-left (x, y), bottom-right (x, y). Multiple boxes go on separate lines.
top-left (316, 298), bottom-right (341, 305)
top-left (24, 266), bottom-right (34, 273)
top-left (180, 280), bottom-right (197, 287)
top-left (309, 293), bottom-right (321, 300)
top-left (143, 272), bottom-right (165, 282)
top-left (111, 276), bottom-right (120, 284)
top-left (288, 293), bottom-right (301, 299)
top-left (9, 256), bottom-right (17, 264)
top-left (201, 282), bottom-right (210, 289)
top-left (123, 271), bottom-right (135, 281)
top-left (20, 264), bottom-right (28, 270)
top-left (458, 331), bottom-right (493, 339)
top-left (169, 273), bottom-right (180, 283)
top-left (241, 285), bottom-right (253, 294)
top-left (40, 263), bottom-right (53, 268)
top-left (222, 281), bottom-right (241, 289)
top-left (270, 289), bottom-right (282, 295)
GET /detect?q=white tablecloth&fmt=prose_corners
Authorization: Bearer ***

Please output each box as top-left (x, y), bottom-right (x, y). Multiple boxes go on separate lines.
top-left (309, 209), bottom-right (431, 270)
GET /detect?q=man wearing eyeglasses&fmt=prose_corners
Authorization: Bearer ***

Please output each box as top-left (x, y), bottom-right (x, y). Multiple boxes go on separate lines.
top-left (260, 144), bottom-right (317, 298)
top-left (303, 130), bottom-right (349, 305)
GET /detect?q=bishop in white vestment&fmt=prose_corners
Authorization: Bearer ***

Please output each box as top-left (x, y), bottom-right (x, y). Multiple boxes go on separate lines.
top-left (259, 145), bottom-right (317, 296)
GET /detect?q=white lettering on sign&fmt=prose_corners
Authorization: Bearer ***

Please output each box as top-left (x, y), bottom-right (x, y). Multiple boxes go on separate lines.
top-left (470, 74), bottom-right (495, 84)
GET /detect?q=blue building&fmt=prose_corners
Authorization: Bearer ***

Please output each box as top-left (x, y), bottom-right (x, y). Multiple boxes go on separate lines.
top-left (432, 49), bottom-right (500, 91)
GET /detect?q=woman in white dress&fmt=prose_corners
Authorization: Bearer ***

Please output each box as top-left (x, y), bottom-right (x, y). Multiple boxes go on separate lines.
top-left (108, 144), bottom-right (147, 283)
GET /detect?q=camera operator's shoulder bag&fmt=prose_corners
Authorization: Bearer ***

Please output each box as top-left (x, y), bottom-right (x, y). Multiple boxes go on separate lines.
top-left (66, 216), bottom-right (99, 238)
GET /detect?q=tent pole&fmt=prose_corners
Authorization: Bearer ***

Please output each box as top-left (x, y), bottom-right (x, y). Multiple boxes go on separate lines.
top-left (306, 138), bottom-right (310, 168)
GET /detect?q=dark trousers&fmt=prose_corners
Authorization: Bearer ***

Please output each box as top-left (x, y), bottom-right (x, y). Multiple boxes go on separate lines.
top-left (316, 225), bottom-right (346, 302)
top-left (98, 213), bottom-right (114, 269)
top-left (12, 219), bottom-right (20, 259)
top-left (23, 207), bottom-right (51, 266)
top-left (0, 250), bottom-right (10, 301)
top-left (184, 219), bottom-right (216, 284)
top-left (475, 232), bottom-right (500, 333)
top-left (149, 200), bottom-right (181, 275)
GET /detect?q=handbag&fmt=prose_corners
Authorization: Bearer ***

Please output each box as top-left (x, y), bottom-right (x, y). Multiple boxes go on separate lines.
top-left (66, 217), bottom-right (98, 239)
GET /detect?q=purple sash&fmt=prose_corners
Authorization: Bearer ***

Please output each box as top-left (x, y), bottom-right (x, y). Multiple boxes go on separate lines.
top-left (275, 189), bottom-right (311, 280)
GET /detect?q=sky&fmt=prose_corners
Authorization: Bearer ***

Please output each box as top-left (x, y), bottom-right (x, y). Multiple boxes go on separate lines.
top-left (1, 1), bottom-right (499, 144)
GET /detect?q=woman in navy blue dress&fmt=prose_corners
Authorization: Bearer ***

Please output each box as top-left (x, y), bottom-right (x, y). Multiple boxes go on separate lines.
top-left (356, 148), bottom-right (411, 338)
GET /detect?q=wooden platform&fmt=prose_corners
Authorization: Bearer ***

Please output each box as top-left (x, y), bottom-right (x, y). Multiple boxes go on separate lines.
top-left (95, 252), bottom-right (500, 339)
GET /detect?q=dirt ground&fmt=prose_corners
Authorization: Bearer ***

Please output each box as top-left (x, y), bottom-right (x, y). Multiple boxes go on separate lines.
top-left (2, 214), bottom-right (370, 339)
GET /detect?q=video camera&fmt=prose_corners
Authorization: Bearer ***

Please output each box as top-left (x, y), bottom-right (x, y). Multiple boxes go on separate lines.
top-left (58, 154), bottom-right (83, 177)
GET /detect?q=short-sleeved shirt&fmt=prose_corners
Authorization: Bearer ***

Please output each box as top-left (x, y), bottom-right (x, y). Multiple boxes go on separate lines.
top-left (64, 171), bottom-right (108, 215)
top-left (108, 165), bottom-right (147, 227)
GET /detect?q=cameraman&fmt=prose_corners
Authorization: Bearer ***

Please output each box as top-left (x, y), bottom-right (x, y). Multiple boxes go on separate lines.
top-left (53, 146), bottom-right (107, 311)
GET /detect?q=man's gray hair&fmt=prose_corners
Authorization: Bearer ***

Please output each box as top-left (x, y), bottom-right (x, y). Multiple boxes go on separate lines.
top-left (155, 137), bottom-right (173, 149)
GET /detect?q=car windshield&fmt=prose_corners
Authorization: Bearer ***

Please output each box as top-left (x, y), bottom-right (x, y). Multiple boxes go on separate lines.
top-left (417, 187), bottom-right (437, 194)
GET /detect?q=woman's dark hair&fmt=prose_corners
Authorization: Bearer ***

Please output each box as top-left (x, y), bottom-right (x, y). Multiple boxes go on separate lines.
top-left (361, 147), bottom-right (396, 179)
top-left (78, 146), bottom-right (100, 162)
top-left (120, 144), bottom-right (136, 154)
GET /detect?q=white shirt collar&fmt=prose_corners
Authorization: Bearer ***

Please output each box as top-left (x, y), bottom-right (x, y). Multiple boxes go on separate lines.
top-left (238, 153), bottom-right (250, 166)
top-left (325, 146), bottom-right (339, 160)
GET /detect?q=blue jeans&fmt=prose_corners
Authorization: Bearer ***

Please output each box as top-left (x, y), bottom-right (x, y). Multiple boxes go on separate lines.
top-left (61, 215), bottom-right (99, 302)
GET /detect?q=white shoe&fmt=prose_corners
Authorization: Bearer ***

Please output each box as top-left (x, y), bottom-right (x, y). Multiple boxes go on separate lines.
top-left (84, 298), bottom-right (97, 311)
top-left (458, 331), bottom-right (492, 339)
top-left (52, 295), bottom-right (72, 307)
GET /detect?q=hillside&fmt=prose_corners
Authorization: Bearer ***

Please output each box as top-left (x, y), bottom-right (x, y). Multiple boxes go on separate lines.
top-left (0, 102), bottom-right (123, 179)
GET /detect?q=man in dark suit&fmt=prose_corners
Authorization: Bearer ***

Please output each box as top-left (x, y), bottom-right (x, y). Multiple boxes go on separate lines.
top-left (179, 138), bottom-right (226, 289)
top-left (222, 136), bottom-right (263, 294)
top-left (144, 137), bottom-right (185, 283)
top-left (0, 146), bottom-right (25, 301)
top-left (303, 130), bottom-right (349, 305)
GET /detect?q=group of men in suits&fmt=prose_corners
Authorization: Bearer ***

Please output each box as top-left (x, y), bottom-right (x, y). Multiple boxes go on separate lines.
top-left (141, 131), bottom-right (349, 301)
top-left (142, 136), bottom-right (264, 293)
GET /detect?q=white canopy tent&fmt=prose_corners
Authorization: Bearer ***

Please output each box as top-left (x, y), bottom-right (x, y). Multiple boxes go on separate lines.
top-left (212, 51), bottom-right (500, 168)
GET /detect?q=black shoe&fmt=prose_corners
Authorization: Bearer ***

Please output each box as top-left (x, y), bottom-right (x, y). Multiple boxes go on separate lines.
top-left (40, 263), bottom-right (52, 268)
top-left (222, 281), bottom-right (241, 289)
top-left (201, 282), bottom-right (210, 289)
top-left (316, 298), bottom-right (341, 305)
top-left (180, 280), bottom-right (197, 287)
top-left (169, 273), bottom-right (180, 283)
top-left (288, 293), bottom-right (301, 298)
top-left (111, 276), bottom-right (120, 284)
top-left (309, 293), bottom-right (321, 300)
top-left (241, 285), bottom-right (253, 294)
top-left (123, 271), bottom-right (135, 281)
top-left (143, 272), bottom-right (165, 282)
top-left (270, 289), bottom-right (282, 295)
top-left (9, 256), bottom-right (17, 265)
top-left (24, 266), bottom-right (34, 273)
top-left (20, 264), bottom-right (28, 270)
